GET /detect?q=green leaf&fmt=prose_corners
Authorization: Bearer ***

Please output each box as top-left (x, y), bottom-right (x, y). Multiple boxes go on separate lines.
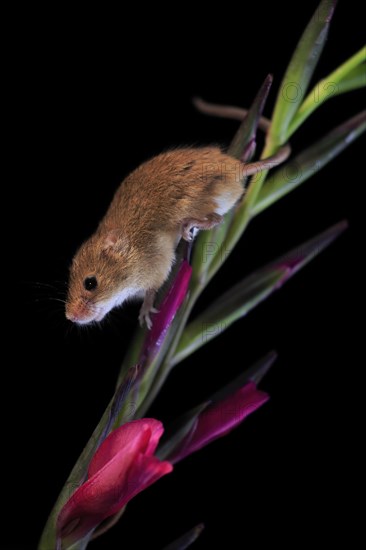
top-left (254, 110), bottom-right (366, 216)
top-left (172, 269), bottom-right (286, 365)
top-left (333, 64), bottom-right (366, 95)
top-left (172, 221), bottom-right (347, 365)
top-left (268, 0), bottom-right (337, 148)
top-left (162, 524), bottom-right (204, 550)
top-left (288, 46), bottom-right (366, 136)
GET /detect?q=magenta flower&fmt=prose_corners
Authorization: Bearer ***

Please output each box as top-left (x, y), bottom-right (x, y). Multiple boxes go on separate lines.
top-left (168, 382), bottom-right (269, 463)
top-left (57, 419), bottom-right (172, 546)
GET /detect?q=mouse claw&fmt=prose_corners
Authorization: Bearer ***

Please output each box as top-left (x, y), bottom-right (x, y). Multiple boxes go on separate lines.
top-left (138, 311), bottom-right (149, 329)
top-left (145, 314), bottom-right (153, 330)
top-left (139, 290), bottom-right (158, 329)
top-left (138, 307), bottom-right (158, 330)
top-left (182, 215), bottom-right (223, 242)
top-left (182, 227), bottom-right (194, 242)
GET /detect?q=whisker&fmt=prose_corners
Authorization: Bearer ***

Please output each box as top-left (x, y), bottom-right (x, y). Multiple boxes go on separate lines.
top-left (33, 297), bottom-right (66, 304)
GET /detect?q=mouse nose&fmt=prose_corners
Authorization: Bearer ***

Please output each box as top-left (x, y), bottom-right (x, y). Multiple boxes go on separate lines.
top-left (65, 303), bottom-right (84, 323)
top-left (65, 301), bottom-right (96, 324)
top-left (65, 311), bottom-right (79, 322)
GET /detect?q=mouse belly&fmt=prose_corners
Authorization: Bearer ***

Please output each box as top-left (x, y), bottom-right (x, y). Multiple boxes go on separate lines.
top-left (214, 187), bottom-right (243, 215)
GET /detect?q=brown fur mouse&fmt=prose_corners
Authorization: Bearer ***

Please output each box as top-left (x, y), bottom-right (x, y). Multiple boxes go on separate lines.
top-left (65, 103), bottom-right (290, 328)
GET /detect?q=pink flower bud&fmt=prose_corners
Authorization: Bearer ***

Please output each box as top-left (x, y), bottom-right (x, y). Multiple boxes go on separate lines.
top-left (169, 382), bottom-right (269, 463)
top-left (57, 419), bottom-right (172, 545)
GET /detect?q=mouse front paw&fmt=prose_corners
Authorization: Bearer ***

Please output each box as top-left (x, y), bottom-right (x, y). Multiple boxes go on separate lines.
top-left (138, 306), bottom-right (159, 330)
top-left (139, 290), bottom-right (159, 329)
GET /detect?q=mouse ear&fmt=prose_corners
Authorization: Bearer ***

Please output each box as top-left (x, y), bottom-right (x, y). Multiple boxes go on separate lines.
top-left (102, 229), bottom-right (128, 253)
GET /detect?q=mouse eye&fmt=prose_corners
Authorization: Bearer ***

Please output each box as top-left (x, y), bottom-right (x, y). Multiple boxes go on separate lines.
top-left (84, 276), bottom-right (98, 291)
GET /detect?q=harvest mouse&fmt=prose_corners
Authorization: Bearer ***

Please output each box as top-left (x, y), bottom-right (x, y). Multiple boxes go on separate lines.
top-left (66, 102), bottom-right (290, 328)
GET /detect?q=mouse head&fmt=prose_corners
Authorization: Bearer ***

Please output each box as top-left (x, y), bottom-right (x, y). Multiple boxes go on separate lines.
top-left (65, 230), bottom-right (138, 325)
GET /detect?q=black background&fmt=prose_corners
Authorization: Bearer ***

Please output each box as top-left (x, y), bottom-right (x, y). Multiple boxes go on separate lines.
top-left (4, 2), bottom-right (364, 549)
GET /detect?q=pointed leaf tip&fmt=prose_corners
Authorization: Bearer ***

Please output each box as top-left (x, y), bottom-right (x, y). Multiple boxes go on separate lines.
top-left (229, 74), bottom-right (273, 160)
top-left (162, 523), bottom-right (204, 550)
top-left (280, 219), bottom-right (348, 273)
top-left (209, 351), bottom-right (277, 405)
top-left (249, 350), bottom-right (278, 384)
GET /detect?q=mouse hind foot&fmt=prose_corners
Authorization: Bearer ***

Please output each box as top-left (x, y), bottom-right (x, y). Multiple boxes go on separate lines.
top-left (181, 213), bottom-right (223, 242)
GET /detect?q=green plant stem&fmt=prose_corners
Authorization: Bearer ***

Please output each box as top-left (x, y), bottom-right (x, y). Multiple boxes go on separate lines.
top-left (136, 285), bottom-right (202, 417)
